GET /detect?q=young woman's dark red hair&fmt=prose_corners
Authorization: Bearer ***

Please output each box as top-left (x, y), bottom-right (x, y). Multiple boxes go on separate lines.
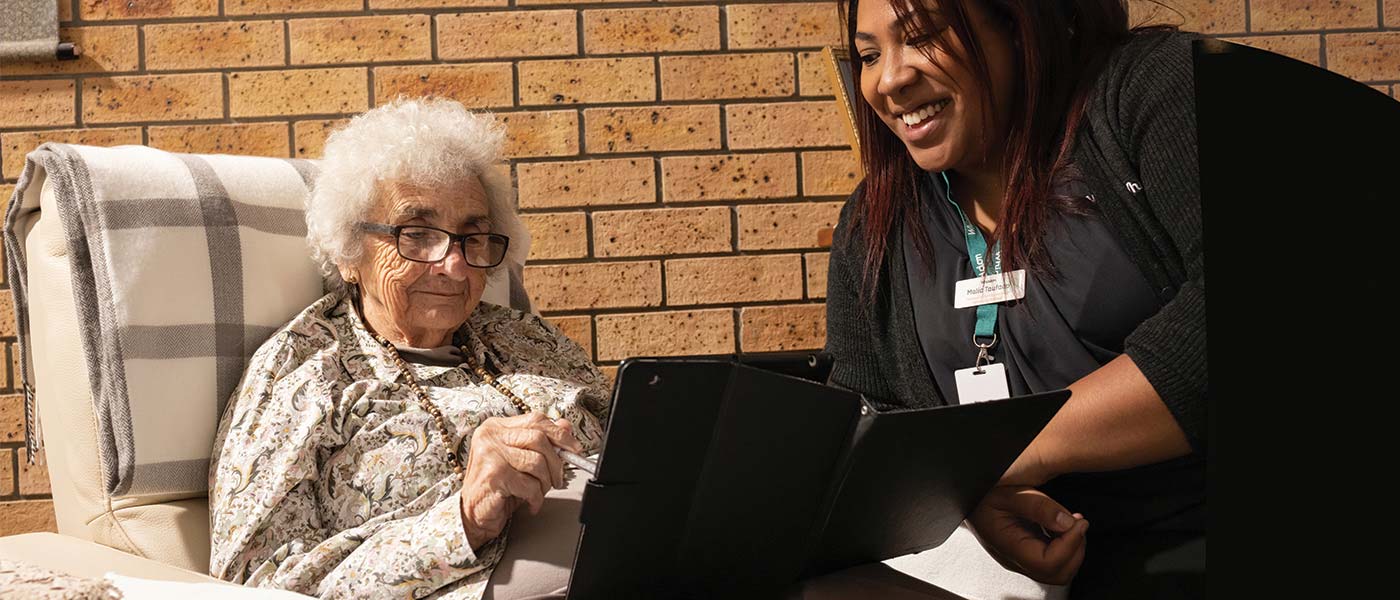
top-left (844, 0), bottom-right (1168, 288)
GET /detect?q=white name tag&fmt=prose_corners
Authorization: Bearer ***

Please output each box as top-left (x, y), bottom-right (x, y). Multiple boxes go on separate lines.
top-left (953, 270), bottom-right (1027, 309)
top-left (954, 363), bottom-right (1010, 404)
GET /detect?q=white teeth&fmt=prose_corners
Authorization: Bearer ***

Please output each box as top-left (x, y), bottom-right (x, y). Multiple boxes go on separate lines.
top-left (900, 99), bottom-right (950, 126)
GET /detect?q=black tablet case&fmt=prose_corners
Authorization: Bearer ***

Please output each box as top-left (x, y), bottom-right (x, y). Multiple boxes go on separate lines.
top-left (565, 353), bottom-right (1068, 599)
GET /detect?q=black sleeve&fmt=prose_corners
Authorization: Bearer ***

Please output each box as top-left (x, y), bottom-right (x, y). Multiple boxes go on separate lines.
top-left (823, 187), bottom-right (895, 402)
top-left (1116, 33), bottom-right (1209, 452)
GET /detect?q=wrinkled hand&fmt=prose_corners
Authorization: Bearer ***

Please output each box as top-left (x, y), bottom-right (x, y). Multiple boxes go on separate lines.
top-left (968, 485), bottom-right (1089, 585)
top-left (459, 413), bottom-right (584, 549)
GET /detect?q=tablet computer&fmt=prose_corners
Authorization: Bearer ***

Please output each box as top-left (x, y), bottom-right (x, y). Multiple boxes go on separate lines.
top-left (564, 352), bottom-right (1067, 599)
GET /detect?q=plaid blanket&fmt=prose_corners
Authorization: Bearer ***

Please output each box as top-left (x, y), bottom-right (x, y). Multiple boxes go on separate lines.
top-left (5, 143), bottom-right (533, 497)
top-left (0, 0), bottom-right (58, 61)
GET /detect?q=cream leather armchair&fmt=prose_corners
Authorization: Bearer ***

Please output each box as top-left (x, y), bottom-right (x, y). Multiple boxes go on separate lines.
top-left (0, 144), bottom-right (326, 582)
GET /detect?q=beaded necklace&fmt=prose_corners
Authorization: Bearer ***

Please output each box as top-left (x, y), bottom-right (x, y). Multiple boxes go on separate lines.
top-left (367, 329), bottom-right (533, 475)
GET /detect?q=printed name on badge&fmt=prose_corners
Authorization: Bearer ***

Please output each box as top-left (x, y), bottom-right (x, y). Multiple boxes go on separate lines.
top-left (953, 269), bottom-right (1027, 309)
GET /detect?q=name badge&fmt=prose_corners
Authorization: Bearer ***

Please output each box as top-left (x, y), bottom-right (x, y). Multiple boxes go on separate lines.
top-left (953, 270), bottom-right (1027, 309)
top-left (954, 363), bottom-right (1010, 404)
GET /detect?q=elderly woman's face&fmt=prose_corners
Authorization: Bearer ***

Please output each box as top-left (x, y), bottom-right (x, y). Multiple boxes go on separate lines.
top-left (348, 177), bottom-right (492, 345)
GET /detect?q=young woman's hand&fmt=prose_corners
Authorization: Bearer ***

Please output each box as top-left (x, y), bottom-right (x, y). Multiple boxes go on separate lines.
top-left (457, 413), bottom-right (583, 549)
top-left (967, 485), bottom-right (1089, 585)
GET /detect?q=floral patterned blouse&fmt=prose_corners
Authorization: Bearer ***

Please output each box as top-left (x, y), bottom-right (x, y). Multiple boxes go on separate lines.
top-left (208, 292), bottom-right (610, 599)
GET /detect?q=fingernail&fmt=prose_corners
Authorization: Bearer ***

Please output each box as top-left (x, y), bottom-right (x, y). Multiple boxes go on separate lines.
top-left (1055, 512), bottom-right (1074, 530)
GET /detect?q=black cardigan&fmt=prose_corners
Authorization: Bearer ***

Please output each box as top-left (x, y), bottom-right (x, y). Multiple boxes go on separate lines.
top-left (823, 31), bottom-right (1207, 452)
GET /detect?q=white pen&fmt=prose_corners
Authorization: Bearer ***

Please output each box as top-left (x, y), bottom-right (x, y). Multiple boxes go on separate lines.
top-left (557, 448), bottom-right (597, 476)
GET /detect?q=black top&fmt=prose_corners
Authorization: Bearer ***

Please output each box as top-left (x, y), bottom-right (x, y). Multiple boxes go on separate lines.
top-left (904, 170), bottom-right (1205, 536)
top-left (904, 172), bottom-right (1162, 403)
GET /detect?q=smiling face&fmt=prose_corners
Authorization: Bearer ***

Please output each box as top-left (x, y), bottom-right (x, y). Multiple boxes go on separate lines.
top-left (854, 0), bottom-right (1018, 174)
top-left (342, 176), bottom-right (492, 347)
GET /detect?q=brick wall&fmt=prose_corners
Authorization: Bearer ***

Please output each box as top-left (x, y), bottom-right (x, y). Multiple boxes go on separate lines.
top-left (1, 0), bottom-right (1396, 536)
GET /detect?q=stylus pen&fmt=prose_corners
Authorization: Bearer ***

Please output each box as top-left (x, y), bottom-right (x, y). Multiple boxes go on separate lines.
top-left (558, 449), bottom-right (597, 476)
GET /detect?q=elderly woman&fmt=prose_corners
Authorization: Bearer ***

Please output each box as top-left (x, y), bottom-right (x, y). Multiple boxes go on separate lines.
top-left (208, 98), bottom-right (608, 600)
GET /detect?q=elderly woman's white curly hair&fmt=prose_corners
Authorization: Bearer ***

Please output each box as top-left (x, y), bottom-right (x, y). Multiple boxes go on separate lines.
top-left (305, 97), bottom-right (528, 290)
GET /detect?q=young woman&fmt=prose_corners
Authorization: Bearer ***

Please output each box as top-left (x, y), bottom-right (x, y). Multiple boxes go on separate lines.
top-left (827, 0), bottom-right (1206, 597)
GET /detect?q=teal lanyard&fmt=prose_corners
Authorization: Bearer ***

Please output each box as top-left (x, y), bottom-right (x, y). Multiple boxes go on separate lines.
top-left (940, 172), bottom-right (1000, 341)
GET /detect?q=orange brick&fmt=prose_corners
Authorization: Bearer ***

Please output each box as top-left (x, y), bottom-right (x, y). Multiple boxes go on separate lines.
top-left (592, 206), bottom-right (731, 257)
top-left (18, 449), bottom-right (49, 496)
top-left (0, 500), bottom-right (57, 536)
top-left (666, 254), bottom-right (803, 305)
top-left (545, 315), bottom-right (594, 358)
top-left (738, 202), bottom-right (844, 250)
top-left (727, 3), bottom-right (842, 49)
top-left (598, 365), bottom-right (618, 383)
top-left (659, 53), bottom-right (795, 101)
top-left (727, 101), bottom-right (846, 149)
top-left (147, 123), bottom-right (290, 157)
top-left (1, 26), bottom-right (139, 76)
top-left (79, 0), bottom-right (217, 19)
top-left (0, 293), bottom-right (12, 337)
top-left (375, 64), bottom-right (513, 109)
top-left (1388, 0), bottom-right (1400, 27)
top-left (59, 1), bottom-right (72, 21)
top-left (805, 252), bottom-right (829, 299)
top-left (0, 81), bottom-right (75, 128)
top-left (371, 0), bottom-right (506, 7)
top-left (0, 449), bottom-right (12, 496)
top-left (740, 304), bottom-right (826, 352)
top-left (802, 150), bottom-right (860, 196)
top-left (1326, 32), bottom-right (1400, 82)
top-left (525, 261), bottom-right (662, 311)
top-left (0, 394), bottom-right (21, 443)
top-left (583, 105), bottom-right (721, 153)
top-left (798, 51), bottom-right (838, 96)
top-left (517, 158), bottom-right (655, 209)
top-left (1251, 0), bottom-right (1376, 32)
top-left (145, 21), bottom-right (285, 71)
top-left (227, 0), bottom-right (362, 15)
top-left (1126, 0), bottom-right (1246, 34)
top-left (520, 212), bottom-right (589, 260)
top-left (520, 0), bottom-right (628, 4)
top-left (229, 68), bottom-right (368, 118)
top-left (661, 153), bottom-right (797, 202)
top-left (519, 57), bottom-right (656, 105)
top-left (439, 10), bottom-right (578, 60)
top-left (293, 118), bottom-right (349, 158)
top-left (1220, 34), bottom-right (1322, 66)
top-left (500, 111), bottom-right (580, 159)
top-left (595, 309), bottom-right (734, 361)
top-left (82, 73), bottom-right (223, 124)
top-left (290, 15), bottom-right (432, 65)
top-left (583, 7), bottom-right (720, 54)
top-left (2, 127), bottom-right (143, 180)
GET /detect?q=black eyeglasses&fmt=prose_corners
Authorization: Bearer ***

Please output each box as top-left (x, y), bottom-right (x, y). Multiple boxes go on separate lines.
top-left (358, 223), bottom-right (510, 268)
